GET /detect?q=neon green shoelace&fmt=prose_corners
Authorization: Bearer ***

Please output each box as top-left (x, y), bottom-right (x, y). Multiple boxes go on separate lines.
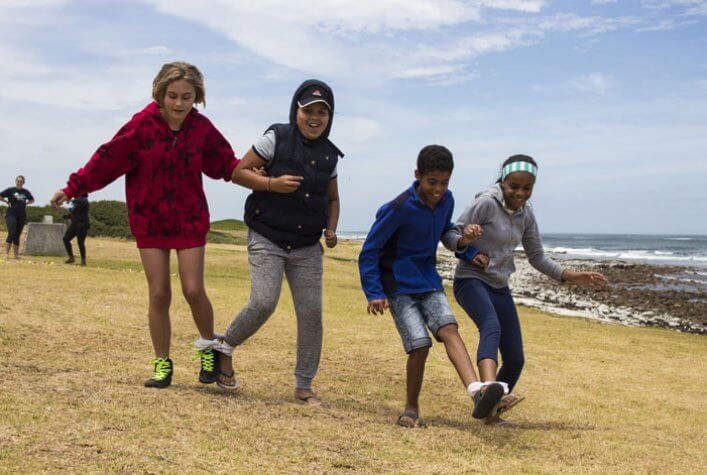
top-left (150, 357), bottom-right (172, 381)
top-left (193, 347), bottom-right (215, 372)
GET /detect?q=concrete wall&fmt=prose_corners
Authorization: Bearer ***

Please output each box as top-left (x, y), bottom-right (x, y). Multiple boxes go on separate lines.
top-left (22, 223), bottom-right (67, 256)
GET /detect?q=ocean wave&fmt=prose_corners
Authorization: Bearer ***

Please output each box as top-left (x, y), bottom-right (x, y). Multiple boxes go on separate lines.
top-left (665, 237), bottom-right (694, 241)
top-left (544, 247), bottom-right (707, 264)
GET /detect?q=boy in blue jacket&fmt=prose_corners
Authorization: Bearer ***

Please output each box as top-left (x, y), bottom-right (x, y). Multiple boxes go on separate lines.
top-left (358, 145), bottom-right (505, 427)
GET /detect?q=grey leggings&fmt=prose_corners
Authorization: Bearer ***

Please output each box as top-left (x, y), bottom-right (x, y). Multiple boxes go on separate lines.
top-left (224, 229), bottom-right (323, 389)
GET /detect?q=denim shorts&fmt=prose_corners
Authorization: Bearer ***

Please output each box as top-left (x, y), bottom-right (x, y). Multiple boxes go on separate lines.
top-left (388, 291), bottom-right (458, 353)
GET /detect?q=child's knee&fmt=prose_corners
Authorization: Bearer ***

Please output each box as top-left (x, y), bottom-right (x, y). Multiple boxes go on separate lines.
top-left (408, 346), bottom-right (430, 360)
top-left (479, 320), bottom-right (501, 340)
top-left (436, 323), bottom-right (460, 340)
top-left (149, 287), bottom-right (172, 307)
top-left (248, 298), bottom-right (278, 319)
top-left (182, 285), bottom-right (206, 305)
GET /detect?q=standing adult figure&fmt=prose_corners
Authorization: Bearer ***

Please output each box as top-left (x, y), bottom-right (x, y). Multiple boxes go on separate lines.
top-left (51, 61), bottom-right (240, 388)
top-left (63, 193), bottom-right (90, 266)
top-left (1, 175), bottom-right (34, 259)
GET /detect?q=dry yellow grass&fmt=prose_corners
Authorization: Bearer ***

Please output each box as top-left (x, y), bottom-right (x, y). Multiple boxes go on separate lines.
top-left (1, 238), bottom-right (705, 473)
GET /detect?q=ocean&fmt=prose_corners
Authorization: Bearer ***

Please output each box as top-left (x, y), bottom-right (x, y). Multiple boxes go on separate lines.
top-left (340, 231), bottom-right (707, 330)
top-left (339, 232), bottom-right (707, 269)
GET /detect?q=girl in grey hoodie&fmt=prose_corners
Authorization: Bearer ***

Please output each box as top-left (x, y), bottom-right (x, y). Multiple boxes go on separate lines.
top-left (442, 154), bottom-right (607, 425)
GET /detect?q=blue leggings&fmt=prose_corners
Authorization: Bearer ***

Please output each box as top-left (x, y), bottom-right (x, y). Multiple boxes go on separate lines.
top-left (453, 278), bottom-right (524, 391)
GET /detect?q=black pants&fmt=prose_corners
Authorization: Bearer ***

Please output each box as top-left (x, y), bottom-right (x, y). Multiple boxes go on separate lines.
top-left (5, 213), bottom-right (26, 245)
top-left (63, 222), bottom-right (89, 260)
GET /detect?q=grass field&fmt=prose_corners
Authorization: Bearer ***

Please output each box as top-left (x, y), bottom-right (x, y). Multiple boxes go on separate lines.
top-left (1, 238), bottom-right (705, 473)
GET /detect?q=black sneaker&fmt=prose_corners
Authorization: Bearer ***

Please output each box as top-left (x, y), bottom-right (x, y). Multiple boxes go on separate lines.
top-left (144, 357), bottom-right (173, 388)
top-left (472, 382), bottom-right (505, 419)
top-left (195, 347), bottom-right (219, 384)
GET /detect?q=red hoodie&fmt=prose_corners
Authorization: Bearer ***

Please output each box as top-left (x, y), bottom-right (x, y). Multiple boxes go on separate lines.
top-left (62, 102), bottom-right (239, 249)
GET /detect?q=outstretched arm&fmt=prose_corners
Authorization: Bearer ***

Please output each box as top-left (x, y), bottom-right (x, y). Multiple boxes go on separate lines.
top-left (561, 269), bottom-right (608, 287)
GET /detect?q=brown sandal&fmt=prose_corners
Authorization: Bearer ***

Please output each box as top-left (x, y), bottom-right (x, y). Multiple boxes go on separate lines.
top-left (295, 389), bottom-right (323, 406)
top-left (216, 371), bottom-right (239, 391)
top-left (496, 393), bottom-right (524, 416)
top-left (396, 411), bottom-right (426, 428)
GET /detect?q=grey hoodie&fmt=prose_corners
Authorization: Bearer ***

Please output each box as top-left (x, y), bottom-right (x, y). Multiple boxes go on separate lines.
top-left (441, 183), bottom-right (564, 288)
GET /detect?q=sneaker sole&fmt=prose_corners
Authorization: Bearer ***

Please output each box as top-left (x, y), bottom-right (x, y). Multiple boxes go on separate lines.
top-left (472, 383), bottom-right (505, 419)
top-left (199, 373), bottom-right (219, 384)
top-left (217, 380), bottom-right (240, 391)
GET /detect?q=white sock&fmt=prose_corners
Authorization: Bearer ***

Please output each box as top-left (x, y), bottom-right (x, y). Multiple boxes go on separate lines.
top-left (212, 339), bottom-right (235, 356)
top-left (193, 337), bottom-right (217, 350)
top-left (467, 381), bottom-right (510, 397)
top-left (467, 381), bottom-right (484, 397)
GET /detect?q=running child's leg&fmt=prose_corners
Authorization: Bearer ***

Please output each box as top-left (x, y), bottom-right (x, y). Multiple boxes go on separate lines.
top-left (177, 246), bottom-right (221, 384)
top-left (218, 232), bottom-right (286, 377)
top-left (177, 246), bottom-right (214, 340)
top-left (422, 291), bottom-right (478, 387)
top-left (453, 278), bottom-right (501, 381)
top-left (403, 347), bottom-right (429, 424)
top-left (389, 294), bottom-right (432, 426)
top-left (139, 248), bottom-right (172, 357)
top-left (493, 288), bottom-right (524, 392)
top-left (436, 324), bottom-right (477, 386)
top-left (139, 248), bottom-right (173, 388)
top-left (284, 243), bottom-right (323, 395)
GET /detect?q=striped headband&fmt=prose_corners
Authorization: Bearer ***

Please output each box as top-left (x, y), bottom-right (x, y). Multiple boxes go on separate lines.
top-left (501, 161), bottom-right (538, 181)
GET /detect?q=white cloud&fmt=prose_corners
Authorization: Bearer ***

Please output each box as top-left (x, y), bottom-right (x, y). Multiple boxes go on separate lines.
top-left (641, 0), bottom-right (707, 15)
top-left (571, 73), bottom-right (614, 94)
top-left (143, 0), bottom-right (551, 82)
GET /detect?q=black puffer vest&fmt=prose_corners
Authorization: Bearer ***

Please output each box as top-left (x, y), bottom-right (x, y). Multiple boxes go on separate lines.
top-left (244, 79), bottom-right (343, 251)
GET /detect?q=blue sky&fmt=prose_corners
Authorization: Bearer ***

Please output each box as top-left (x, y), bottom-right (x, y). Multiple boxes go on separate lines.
top-left (1, 0), bottom-right (706, 234)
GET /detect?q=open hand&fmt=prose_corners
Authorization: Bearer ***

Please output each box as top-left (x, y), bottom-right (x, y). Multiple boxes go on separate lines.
top-left (563, 270), bottom-right (608, 288)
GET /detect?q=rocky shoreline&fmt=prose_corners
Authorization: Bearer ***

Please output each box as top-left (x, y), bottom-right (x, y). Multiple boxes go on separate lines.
top-left (437, 249), bottom-right (707, 335)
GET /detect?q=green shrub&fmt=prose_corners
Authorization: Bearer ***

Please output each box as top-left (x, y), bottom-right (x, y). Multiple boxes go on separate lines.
top-left (1, 202), bottom-right (246, 243)
top-left (210, 219), bottom-right (247, 231)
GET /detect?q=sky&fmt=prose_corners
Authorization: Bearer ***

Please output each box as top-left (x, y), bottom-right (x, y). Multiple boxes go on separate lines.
top-left (1, 0), bottom-right (706, 235)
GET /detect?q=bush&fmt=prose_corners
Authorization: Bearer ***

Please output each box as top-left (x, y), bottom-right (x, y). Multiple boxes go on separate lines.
top-left (2, 200), bottom-right (133, 240)
top-left (1, 202), bottom-right (246, 243)
top-left (87, 201), bottom-right (132, 239)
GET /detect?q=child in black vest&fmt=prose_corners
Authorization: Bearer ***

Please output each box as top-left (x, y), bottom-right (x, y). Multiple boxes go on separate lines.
top-left (214, 79), bottom-right (343, 405)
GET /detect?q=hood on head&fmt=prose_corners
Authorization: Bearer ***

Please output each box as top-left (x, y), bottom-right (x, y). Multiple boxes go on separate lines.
top-left (289, 79), bottom-right (335, 141)
top-left (476, 183), bottom-right (505, 203)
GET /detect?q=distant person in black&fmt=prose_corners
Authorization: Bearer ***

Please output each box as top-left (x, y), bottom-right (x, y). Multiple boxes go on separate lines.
top-left (63, 193), bottom-right (90, 266)
top-left (0, 175), bottom-right (34, 259)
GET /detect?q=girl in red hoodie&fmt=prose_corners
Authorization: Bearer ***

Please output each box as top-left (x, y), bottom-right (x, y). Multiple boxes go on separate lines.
top-left (51, 62), bottom-right (239, 388)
